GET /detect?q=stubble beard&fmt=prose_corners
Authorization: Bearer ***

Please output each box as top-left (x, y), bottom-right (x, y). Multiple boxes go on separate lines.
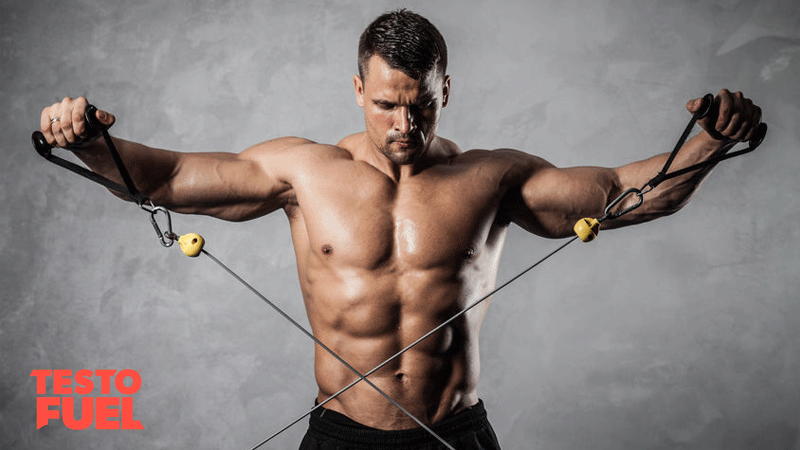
top-left (381, 130), bottom-right (427, 165)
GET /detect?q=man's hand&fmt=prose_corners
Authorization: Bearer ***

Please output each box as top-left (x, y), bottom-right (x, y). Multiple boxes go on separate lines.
top-left (686, 89), bottom-right (762, 143)
top-left (40, 96), bottom-right (116, 148)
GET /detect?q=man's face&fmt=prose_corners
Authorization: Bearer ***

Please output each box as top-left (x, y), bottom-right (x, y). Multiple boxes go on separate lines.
top-left (354, 56), bottom-right (450, 165)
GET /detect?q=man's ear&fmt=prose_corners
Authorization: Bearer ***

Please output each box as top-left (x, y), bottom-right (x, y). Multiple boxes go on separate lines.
top-left (442, 75), bottom-right (451, 108)
top-left (354, 74), bottom-right (365, 107)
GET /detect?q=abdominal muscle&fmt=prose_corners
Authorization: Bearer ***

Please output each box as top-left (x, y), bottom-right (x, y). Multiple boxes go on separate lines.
top-left (302, 263), bottom-right (488, 430)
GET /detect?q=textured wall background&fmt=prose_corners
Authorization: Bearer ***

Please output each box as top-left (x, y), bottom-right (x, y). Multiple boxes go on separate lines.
top-left (2, 0), bottom-right (799, 449)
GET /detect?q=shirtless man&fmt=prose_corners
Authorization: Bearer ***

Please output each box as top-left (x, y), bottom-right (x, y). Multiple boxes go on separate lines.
top-left (39, 9), bottom-right (762, 450)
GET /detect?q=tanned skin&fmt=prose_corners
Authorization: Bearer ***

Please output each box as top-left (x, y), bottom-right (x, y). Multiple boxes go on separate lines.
top-left (40, 55), bottom-right (762, 430)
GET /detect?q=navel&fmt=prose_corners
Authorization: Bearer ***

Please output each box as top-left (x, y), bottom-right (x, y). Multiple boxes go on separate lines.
top-left (321, 244), bottom-right (333, 255)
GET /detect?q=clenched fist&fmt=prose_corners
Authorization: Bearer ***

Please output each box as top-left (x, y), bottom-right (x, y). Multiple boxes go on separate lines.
top-left (40, 96), bottom-right (116, 148)
top-left (686, 89), bottom-right (762, 143)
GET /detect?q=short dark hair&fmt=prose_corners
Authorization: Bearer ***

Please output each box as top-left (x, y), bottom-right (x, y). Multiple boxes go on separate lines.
top-left (358, 9), bottom-right (448, 81)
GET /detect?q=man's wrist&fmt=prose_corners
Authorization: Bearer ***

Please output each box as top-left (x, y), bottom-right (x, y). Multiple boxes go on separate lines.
top-left (696, 130), bottom-right (735, 152)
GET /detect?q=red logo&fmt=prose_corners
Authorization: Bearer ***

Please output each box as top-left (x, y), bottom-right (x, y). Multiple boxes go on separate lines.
top-left (30, 369), bottom-right (144, 430)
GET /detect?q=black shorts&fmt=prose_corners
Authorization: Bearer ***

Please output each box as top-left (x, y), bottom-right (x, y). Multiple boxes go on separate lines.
top-left (299, 400), bottom-right (502, 450)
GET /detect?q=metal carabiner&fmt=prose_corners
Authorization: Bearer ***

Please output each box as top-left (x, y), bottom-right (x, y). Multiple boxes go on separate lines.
top-left (147, 205), bottom-right (176, 247)
top-left (603, 187), bottom-right (644, 220)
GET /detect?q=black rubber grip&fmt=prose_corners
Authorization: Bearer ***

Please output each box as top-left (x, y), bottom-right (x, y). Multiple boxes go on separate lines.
top-left (31, 131), bottom-right (52, 157)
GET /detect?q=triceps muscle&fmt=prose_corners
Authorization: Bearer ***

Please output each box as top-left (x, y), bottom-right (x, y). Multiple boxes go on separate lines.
top-left (512, 165), bottom-right (619, 238)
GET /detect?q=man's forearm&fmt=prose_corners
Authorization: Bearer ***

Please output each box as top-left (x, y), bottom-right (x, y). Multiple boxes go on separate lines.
top-left (607, 89), bottom-right (762, 226)
top-left (612, 131), bottom-right (735, 224)
top-left (75, 136), bottom-right (180, 204)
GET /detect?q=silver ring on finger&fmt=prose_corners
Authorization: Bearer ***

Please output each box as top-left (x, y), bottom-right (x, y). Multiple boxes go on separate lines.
top-left (50, 117), bottom-right (61, 123)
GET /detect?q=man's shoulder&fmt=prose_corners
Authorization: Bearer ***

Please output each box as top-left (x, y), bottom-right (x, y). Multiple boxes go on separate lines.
top-left (336, 132), bottom-right (363, 152)
top-left (442, 146), bottom-right (555, 190)
top-left (447, 146), bottom-right (545, 167)
top-left (247, 136), bottom-right (354, 162)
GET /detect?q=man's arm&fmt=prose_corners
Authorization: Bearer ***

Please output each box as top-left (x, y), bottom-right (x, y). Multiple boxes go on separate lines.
top-left (40, 96), bottom-right (303, 221)
top-left (506, 89), bottom-right (763, 238)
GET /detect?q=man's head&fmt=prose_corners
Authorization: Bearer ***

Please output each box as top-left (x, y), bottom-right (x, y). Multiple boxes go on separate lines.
top-left (355, 9), bottom-right (450, 166)
top-left (357, 9), bottom-right (448, 81)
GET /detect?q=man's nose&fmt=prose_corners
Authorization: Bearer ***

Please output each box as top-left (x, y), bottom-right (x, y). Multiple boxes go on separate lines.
top-left (394, 106), bottom-right (415, 134)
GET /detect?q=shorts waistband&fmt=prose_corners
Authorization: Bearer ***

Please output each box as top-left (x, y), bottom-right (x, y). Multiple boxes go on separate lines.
top-left (307, 400), bottom-right (489, 446)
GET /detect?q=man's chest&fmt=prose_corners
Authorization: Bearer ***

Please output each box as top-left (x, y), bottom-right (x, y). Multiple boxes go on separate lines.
top-left (290, 164), bottom-right (509, 270)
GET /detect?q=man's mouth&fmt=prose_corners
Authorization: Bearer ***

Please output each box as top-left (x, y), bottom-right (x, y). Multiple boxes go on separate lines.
top-left (391, 139), bottom-right (421, 148)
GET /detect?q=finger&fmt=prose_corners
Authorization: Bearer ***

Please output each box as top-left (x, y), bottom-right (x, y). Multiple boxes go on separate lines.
top-left (59, 97), bottom-right (78, 144)
top-left (95, 108), bottom-right (115, 128)
top-left (72, 96), bottom-right (89, 138)
top-left (40, 106), bottom-right (56, 145)
top-left (715, 89), bottom-right (733, 135)
top-left (50, 102), bottom-right (68, 148)
top-left (748, 105), bottom-right (763, 141)
top-left (721, 92), bottom-right (746, 139)
top-left (44, 102), bottom-right (64, 146)
top-left (730, 119), bottom-right (749, 141)
top-left (739, 103), bottom-right (762, 142)
top-left (729, 97), bottom-right (755, 141)
top-left (692, 94), bottom-right (722, 138)
top-left (686, 97), bottom-right (704, 115)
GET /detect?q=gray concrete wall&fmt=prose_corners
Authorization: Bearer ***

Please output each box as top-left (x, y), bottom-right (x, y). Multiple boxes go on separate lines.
top-left (2, 0), bottom-right (799, 449)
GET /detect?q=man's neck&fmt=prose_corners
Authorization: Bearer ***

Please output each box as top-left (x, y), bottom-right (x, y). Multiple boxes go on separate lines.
top-left (353, 133), bottom-right (446, 183)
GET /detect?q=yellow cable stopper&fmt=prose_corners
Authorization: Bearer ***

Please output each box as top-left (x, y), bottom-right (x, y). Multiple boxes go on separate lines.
top-left (574, 218), bottom-right (600, 243)
top-left (178, 233), bottom-right (205, 257)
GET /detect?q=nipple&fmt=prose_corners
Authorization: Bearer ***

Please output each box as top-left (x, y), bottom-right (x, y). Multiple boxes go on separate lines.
top-left (321, 244), bottom-right (333, 255)
top-left (463, 247), bottom-right (475, 259)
